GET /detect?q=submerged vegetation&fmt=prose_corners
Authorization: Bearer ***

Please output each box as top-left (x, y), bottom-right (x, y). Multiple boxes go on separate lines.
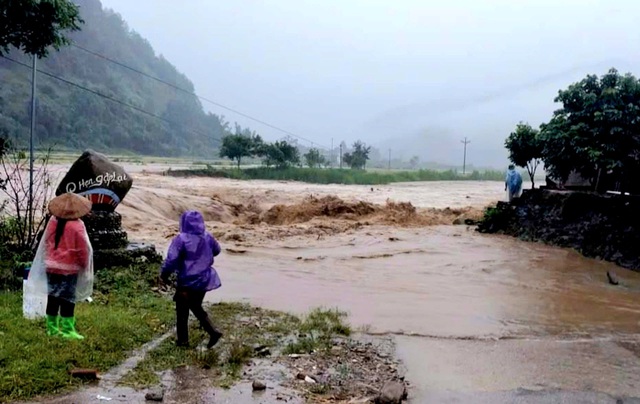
top-left (167, 166), bottom-right (505, 185)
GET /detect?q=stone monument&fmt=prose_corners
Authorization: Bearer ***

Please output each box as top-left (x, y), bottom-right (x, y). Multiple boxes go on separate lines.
top-left (56, 150), bottom-right (160, 268)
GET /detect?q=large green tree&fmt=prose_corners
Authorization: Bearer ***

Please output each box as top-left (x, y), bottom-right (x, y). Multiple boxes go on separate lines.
top-left (304, 147), bottom-right (326, 168)
top-left (505, 122), bottom-right (542, 188)
top-left (540, 68), bottom-right (640, 193)
top-left (219, 132), bottom-right (262, 169)
top-left (0, 0), bottom-right (83, 57)
top-left (343, 141), bottom-right (371, 170)
top-left (261, 140), bottom-right (300, 169)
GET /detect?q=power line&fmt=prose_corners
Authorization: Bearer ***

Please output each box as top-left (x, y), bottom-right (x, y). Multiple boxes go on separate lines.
top-left (70, 43), bottom-right (329, 150)
top-left (1, 54), bottom-right (222, 145)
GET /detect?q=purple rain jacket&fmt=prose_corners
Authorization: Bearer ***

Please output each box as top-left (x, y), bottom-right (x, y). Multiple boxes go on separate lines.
top-left (161, 210), bottom-right (222, 291)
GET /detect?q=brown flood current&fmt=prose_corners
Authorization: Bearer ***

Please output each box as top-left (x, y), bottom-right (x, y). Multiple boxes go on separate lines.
top-left (212, 225), bottom-right (640, 339)
top-left (41, 169), bottom-right (640, 402)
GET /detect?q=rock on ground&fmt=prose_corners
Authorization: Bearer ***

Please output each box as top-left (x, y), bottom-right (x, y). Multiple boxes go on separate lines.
top-left (252, 380), bottom-right (267, 391)
top-left (145, 387), bottom-right (165, 402)
top-left (377, 381), bottom-right (407, 404)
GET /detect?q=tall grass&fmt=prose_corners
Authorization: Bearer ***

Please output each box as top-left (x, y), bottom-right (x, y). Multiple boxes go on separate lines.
top-left (167, 166), bottom-right (504, 185)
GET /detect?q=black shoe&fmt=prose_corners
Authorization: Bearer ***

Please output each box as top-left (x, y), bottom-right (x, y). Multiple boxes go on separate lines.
top-left (207, 331), bottom-right (223, 349)
top-left (176, 340), bottom-right (190, 348)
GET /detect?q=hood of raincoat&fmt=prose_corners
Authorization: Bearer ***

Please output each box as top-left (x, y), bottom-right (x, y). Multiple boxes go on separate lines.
top-left (180, 211), bottom-right (206, 255)
top-left (180, 210), bottom-right (205, 235)
top-left (161, 210), bottom-right (222, 291)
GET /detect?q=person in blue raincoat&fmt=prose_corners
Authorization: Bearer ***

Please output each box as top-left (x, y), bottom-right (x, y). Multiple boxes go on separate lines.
top-left (161, 210), bottom-right (223, 348)
top-left (505, 164), bottom-right (523, 202)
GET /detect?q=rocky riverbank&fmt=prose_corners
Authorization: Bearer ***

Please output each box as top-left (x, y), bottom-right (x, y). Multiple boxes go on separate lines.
top-left (477, 189), bottom-right (640, 270)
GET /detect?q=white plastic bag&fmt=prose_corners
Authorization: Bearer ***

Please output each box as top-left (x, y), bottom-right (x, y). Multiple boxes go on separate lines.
top-left (23, 267), bottom-right (46, 320)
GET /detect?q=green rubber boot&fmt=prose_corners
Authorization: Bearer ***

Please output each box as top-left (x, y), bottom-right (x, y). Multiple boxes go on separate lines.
top-left (60, 317), bottom-right (84, 340)
top-left (46, 315), bottom-right (60, 336)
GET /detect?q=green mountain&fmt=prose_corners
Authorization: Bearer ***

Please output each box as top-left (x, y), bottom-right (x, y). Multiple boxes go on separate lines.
top-left (0, 0), bottom-right (230, 157)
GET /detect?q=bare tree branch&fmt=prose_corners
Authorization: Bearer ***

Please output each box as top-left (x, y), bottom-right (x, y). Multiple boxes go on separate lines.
top-left (0, 142), bottom-right (55, 253)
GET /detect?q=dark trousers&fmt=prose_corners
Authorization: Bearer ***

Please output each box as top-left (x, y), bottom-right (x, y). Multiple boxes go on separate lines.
top-left (46, 273), bottom-right (77, 317)
top-left (46, 296), bottom-right (75, 317)
top-left (174, 288), bottom-right (218, 344)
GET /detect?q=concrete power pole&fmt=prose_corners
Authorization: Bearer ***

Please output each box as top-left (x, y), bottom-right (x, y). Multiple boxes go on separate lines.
top-left (28, 55), bottom-right (37, 245)
top-left (461, 137), bottom-right (471, 175)
top-left (339, 143), bottom-right (343, 169)
top-left (388, 149), bottom-right (391, 171)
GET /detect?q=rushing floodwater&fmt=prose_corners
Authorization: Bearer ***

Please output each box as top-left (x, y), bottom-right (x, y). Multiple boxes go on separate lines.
top-left (209, 224), bottom-right (640, 402)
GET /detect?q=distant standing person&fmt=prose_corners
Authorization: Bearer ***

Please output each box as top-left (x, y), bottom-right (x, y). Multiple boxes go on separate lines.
top-left (27, 193), bottom-right (94, 339)
top-left (161, 211), bottom-right (223, 348)
top-left (505, 164), bottom-right (523, 202)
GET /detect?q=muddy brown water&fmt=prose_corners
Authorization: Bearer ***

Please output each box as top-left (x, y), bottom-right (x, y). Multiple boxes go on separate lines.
top-left (210, 225), bottom-right (640, 402)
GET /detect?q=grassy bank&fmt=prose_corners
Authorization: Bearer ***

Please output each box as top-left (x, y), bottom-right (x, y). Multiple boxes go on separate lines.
top-left (0, 264), bottom-right (174, 402)
top-left (167, 166), bottom-right (505, 185)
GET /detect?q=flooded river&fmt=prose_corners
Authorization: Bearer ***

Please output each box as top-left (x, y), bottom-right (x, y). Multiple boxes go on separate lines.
top-left (210, 225), bottom-right (640, 402)
top-left (43, 167), bottom-right (640, 401)
top-left (144, 178), bottom-right (636, 403)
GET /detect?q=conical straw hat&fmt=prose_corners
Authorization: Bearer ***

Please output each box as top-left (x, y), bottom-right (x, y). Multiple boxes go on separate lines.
top-left (48, 193), bottom-right (92, 220)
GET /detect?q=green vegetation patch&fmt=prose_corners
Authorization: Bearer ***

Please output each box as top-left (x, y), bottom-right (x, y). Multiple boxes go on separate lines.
top-left (168, 166), bottom-right (505, 185)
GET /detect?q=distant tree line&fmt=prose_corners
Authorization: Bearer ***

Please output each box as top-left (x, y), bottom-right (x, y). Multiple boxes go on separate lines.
top-left (505, 68), bottom-right (640, 194)
top-left (220, 133), bottom-right (378, 171)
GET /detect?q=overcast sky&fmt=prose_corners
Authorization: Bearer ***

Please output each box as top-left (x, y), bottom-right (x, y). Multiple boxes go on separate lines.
top-left (99, 0), bottom-right (640, 168)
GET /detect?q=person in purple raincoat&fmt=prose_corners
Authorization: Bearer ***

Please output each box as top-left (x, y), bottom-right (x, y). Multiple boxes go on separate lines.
top-left (161, 210), bottom-right (223, 348)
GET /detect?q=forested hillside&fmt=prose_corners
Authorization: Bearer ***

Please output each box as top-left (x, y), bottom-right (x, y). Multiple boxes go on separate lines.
top-left (0, 0), bottom-right (230, 157)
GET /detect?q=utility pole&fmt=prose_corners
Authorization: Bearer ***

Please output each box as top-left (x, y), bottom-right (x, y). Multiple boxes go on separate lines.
top-left (388, 149), bottom-right (391, 171)
top-left (331, 138), bottom-right (334, 167)
top-left (461, 137), bottom-right (471, 175)
top-left (339, 143), bottom-right (343, 169)
top-left (28, 54), bottom-right (37, 245)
